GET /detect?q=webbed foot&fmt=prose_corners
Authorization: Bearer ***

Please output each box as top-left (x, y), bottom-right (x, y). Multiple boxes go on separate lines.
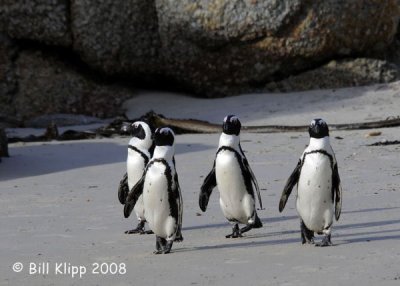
top-left (315, 234), bottom-right (333, 247)
top-left (226, 224), bottom-right (242, 238)
top-left (125, 221), bottom-right (146, 234)
top-left (301, 220), bottom-right (315, 245)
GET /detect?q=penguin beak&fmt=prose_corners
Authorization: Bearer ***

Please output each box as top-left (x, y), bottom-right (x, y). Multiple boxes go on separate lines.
top-left (120, 122), bottom-right (133, 135)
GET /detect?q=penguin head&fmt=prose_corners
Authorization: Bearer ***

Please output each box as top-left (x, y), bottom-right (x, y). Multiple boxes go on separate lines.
top-left (222, 115), bottom-right (241, 136)
top-left (131, 122), bottom-right (147, 140)
top-left (308, 118), bottom-right (329, 139)
top-left (154, 127), bottom-right (175, 147)
top-left (130, 121), bottom-right (153, 150)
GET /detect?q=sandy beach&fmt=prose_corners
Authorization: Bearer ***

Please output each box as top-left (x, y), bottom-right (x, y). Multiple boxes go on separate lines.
top-left (1, 83), bottom-right (400, 285)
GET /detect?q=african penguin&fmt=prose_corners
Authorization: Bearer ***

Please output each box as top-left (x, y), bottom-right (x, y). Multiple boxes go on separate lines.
top-left (279, 118), bottom-right (342, 246)
top-left (199, 115), bottom-right (263, 238)
top-left (118, 121), bottom-right (154, 234)
top-left (124, 127), bottom-right (183, 254)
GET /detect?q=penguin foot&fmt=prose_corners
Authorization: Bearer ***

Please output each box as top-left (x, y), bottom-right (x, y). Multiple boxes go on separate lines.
top-left (163, 241), bottom-right (173, 254)
top-left (252, 213), bottom-right (263, 229)
top-left (174, 226), bottom-right (184, 242)
top-left (300, 220), bottom-right (315, 244)
top-left (125, 229), bottom-right (143, 234)
top-left (226, 224), bottom-right (242, 238)
top-left (174, 234), bottom-right (184, 242)
top-left (139, 230), bottom-right (154, 235)
top-left (154, 236), bottom-right (165, 254)
top-left (315, 234), bottom-right (332, 247)
top-left (154, 236), bottom-right (173, 254)
top-left (239, 224), bottom-right (253, 235)
top-left (125, 221), bottom-right (146, 234)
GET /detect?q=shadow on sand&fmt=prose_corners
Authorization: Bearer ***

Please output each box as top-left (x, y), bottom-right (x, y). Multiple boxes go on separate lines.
top-left (179, 207), bottom-right (400, 253)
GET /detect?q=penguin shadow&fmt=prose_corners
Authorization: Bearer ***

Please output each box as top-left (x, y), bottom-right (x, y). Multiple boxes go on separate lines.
top-left (174, 236), bottom-right (300, 254)
top-left (177, 215), bottom-right (301, 253)
top-left (342, 206), bottom-right (400, 215)
top-left (182, 215), bottom-right (298, 232)
top-left (179, 208), bottom-right (400, 252)
top-left (335, 217), bottom-right (400, 245)
top-left (0, 141), bottom-right (126, 180)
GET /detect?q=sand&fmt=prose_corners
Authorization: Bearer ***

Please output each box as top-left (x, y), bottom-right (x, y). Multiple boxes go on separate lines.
top-left (1, 83), bottom-right (400, 285)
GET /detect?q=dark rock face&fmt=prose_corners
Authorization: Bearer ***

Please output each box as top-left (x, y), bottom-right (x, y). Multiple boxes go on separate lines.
top-left (156, 0), bottom-right (400, 95)
top-left (0, 33), bottom-right (17, 117)
top-left (0, 0), bottom-right (71, 46)
top-left (14, 50), bottom-right (131, 119)
top-left (0, 0), bottom-right (400, 120)
top-left (71, 0), bottom-right (161, 75)
top-left (266, 58), bottom-right (400, 92)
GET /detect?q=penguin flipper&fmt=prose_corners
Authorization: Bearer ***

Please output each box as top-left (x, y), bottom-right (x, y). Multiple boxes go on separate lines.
top-left (199, 161), bottom-right (217, 212)
top-left (173, 164), bottom-right (184, 242)
top-left (333, 163), bottom-right (342, 221)
top-left (124, 173), bottom-right (145, 218)
top-left (118, 173), bottom-right (129, 204)
top-left (279, 159), bottom-right (301, 212)
top-left (243, 157), bottom-right (263, 210)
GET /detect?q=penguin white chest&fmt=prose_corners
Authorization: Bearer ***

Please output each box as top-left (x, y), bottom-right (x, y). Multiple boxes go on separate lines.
top-left (127, 151), bottom-right (147, 220)
top-left (297, 153), bottom-right (334, 232)
top-left (127, 151), bottom-right (146, 189)
top-left (215, 151), bottom-right (254, 223)
top-left (143, 163), bottom-right (176, 238)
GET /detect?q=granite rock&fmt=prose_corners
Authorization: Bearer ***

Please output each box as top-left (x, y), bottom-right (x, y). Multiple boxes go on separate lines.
top-left (0, 0), bottom-right (71, 46)
top-left (155, 0), bottom-right (400, 96)
top-left (71, 0), bottom-right (160, 75)
top-left (0, 33), bottom-right (17, 117)
top-left (265, 58), bottom-right (400, 92)
top-left (14, 50), bottom-right (131, 119)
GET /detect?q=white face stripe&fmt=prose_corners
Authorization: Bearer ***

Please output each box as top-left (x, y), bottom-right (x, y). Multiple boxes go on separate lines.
top-left (159, 127), bottom-right (175, 137)
top-left (224, 115), bottom-right (239, 123)
top-left (132, 121), bottom-right (152, 143)
top-left (311, 118), bottom-right (327, 126)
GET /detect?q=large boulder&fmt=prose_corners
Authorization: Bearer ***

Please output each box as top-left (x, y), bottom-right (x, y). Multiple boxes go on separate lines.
top-left (155, 0), bottom-right (400, 96)
top-left (1, 0), bottom-right (400, 120)
top-left (70, 0), bottom-right (161, 75)
top-left (266, 58), bottom-right (400, 92)
top-left (0, 0), bottom-right (71, 46)
top-left (0, 33), bottom-right (17, 117)
top-left (14, 49), bottom-right (131, 120)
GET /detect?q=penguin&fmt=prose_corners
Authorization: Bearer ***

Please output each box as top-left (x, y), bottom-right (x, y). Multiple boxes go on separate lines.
top-left (124, 127), bottom-right (183, 254)
top-left (199, 115), bottom-right (263, 238)
top-left (279, 118), bottom-right (342, 246)
top-left (118, 121), bottom-right (154, 234)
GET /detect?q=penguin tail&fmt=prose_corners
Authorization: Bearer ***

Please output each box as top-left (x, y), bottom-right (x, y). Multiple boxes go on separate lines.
top-left (253, 213), bottom-right (263, 228)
